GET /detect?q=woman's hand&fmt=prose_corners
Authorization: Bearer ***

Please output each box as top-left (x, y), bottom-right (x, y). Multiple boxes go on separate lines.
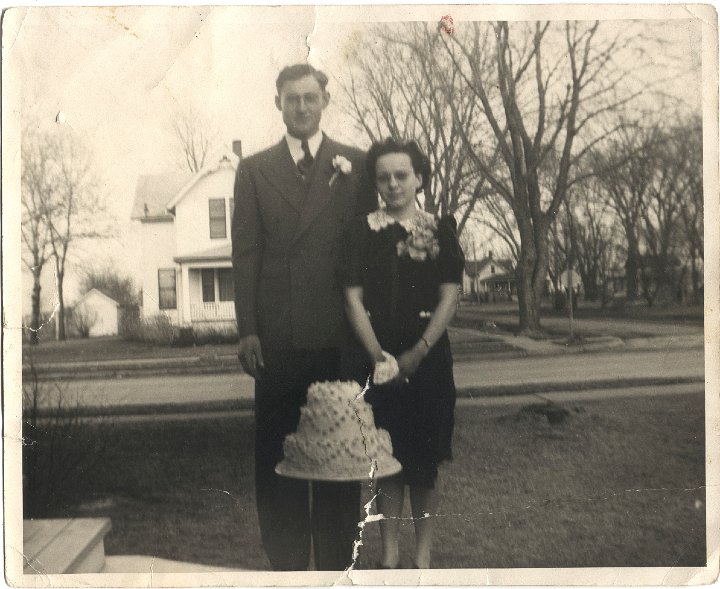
top-left (396, 345), bottom-right (427, 382)
top-left (374, 351), bottom-right (399, 384)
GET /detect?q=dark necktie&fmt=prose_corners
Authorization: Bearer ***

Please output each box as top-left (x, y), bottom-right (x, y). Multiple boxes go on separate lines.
top-left (297, 140), bottom-right (314, 179)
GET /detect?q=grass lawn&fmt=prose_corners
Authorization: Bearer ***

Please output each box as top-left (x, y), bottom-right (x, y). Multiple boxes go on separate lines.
top-left (26, 393), bottom-right (706, 570)
top-left (22, 330), bottom-right (520, 367)
top-left (454, 301), bottom-right (703, 339)
top-left (22, 336), bottom-right (239, 364)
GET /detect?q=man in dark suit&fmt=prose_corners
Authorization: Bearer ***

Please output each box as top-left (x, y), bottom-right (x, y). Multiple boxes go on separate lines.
top-left (231, 64), bottom-right (376, 571)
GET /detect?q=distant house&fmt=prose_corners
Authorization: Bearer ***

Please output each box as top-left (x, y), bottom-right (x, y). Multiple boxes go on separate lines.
top-left (74, 288), bottom-right (120, 337)
top-left (131, 155), bottom-right (239, 332)
top-left (463, 253), bottom-right (515, 302)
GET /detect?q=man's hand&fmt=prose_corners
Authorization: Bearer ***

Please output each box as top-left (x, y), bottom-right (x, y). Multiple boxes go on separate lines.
top-left (237, 335), bottom-right (264, 379)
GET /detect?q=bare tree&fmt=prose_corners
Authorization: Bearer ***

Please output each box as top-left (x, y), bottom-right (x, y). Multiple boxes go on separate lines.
top-left (638, 124), bottom-right (701, 306)
top-left (79, 264), bottom-right (139, 306)
top-left (340, 23), bottom-right (487, 229)
top-left (21, 127), bottom-right (53, 344)
top-left (556, 185), bottom-right (621, 305)
top-left (31, 127), bottom-right (104, 340)
top-left (171, 104), bottom-right (220, 173)
top-left (592, 123), bottom-right (663, 302)
top-left (674, 116), bottom-right (703, 303)
top-left (439, 21), bottom-right (646, 333)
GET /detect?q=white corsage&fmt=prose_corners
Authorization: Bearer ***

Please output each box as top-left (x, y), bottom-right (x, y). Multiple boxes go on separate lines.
top-left (329, 155), bottom-right (352, 187)
top-left (397, 226), bottom-right (440, 261)
top-left (373, 351), bottom-right (399, 385)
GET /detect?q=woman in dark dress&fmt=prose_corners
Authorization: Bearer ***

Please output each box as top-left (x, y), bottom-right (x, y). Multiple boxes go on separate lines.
top-left (343, 138), bottom-right (464, 569)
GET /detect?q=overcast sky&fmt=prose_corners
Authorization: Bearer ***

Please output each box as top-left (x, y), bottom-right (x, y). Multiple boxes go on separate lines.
top-left (7, 6), bottom-right (704, 314)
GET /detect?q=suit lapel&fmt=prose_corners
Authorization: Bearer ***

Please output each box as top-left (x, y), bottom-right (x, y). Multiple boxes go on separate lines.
top-left (293, 135), bottom-right (336, 242)
top-left (258, 140), bottom-right (304, 212)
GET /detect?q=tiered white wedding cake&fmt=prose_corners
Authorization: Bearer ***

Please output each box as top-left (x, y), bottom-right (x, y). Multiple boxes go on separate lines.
top-left (276, 381), bottom-right (402, 481)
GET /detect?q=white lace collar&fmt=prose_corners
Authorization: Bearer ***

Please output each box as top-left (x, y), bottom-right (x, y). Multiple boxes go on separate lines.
top-left (367, 208), bottom-right (437, 233)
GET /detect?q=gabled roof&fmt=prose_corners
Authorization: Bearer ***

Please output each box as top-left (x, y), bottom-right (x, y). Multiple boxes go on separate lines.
top-left (465, 256), bottom-right (514, 277)
top-left (76, 288), bottom-right (119, 307)
top-left (165, 157), bottom-right (236, 212)
top-left (464, 257), bottom-right (493, 277)
top-left (479, 271), bottom-right (514, 284)
top-left (130, 172), bottom-right (193, 220)
top-left (174, 243), bottom-right (232, 263)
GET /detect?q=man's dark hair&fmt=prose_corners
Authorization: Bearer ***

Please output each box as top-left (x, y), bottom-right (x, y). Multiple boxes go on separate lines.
top-left (366, 138), bottom-right (432, 193)
top-left (276, 64), bottom-right (329, 94)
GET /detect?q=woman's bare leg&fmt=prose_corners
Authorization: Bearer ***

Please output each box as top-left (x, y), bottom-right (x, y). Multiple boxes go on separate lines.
top-left (376, 474), bottom-right (404, 568)
top-left (409, 484), bottom-right (439, 569)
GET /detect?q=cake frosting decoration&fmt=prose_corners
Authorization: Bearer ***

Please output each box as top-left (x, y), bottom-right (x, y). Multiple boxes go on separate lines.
top-left (276, 381), bottom-right (402, 480)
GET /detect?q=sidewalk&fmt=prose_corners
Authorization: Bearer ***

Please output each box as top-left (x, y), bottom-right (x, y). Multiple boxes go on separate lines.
top-left (22, 347), bottom-right (705, 415)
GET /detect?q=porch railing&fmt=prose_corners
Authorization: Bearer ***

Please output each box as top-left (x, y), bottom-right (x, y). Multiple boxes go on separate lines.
top-left (190, 302), bottom-right (235, 321)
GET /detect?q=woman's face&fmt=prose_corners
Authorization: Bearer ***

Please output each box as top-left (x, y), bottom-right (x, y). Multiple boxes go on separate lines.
top-left (375, 152), bottom-right (422, 216)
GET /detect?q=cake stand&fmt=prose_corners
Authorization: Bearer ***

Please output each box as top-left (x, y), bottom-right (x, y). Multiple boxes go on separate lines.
top-left (275, 458), bottom-right (402, 482)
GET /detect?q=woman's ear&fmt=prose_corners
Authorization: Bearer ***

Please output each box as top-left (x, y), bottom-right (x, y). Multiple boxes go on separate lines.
top-left (415, 173), bottom-right (424, 193)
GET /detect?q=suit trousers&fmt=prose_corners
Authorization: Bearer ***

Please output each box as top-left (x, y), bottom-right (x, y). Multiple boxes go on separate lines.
top-left (254, 347), bottom-right (361, 571)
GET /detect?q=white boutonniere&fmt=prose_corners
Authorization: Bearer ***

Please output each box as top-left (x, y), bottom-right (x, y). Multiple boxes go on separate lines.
top-left (329, 155), bottom-right (352, 187)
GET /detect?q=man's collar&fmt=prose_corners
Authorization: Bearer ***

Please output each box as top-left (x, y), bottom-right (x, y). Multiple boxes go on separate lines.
top-left (285, 130), bottom-right (323, 163)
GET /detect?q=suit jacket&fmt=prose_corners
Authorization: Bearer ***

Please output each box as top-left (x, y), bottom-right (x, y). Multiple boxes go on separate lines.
top-left (232, 135), bottom-right (376, 350)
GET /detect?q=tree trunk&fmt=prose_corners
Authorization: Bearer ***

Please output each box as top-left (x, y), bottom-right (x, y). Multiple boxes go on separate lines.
top-left (625, 249), bottom-right (639, 302)
top-left (30, 272), bottom-right (42, 345)
top-left (515, 213), bottom-right (550, 335)
top-left (584, 280), bottom-right (599, 302)
top-left (516, 266), bottom-right (541, 333)
top-left (516, 248), bottom-right (544, 334)
top-left (55, 269), bottom-right (66, 341)
top-left (690, 250), bottom-right (700, 305)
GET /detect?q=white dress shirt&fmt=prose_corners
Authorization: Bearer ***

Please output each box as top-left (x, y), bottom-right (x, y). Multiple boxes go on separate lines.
top-left (285, 130), bottom-right (323, 165)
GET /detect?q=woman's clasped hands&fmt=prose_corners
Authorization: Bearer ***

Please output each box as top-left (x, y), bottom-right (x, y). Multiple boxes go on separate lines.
top-left (373, 341), bottom-right (428, 385)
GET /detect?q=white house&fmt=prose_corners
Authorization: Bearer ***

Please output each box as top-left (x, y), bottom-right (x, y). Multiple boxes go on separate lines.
top-left (463, 253), bottom-right (515, 301)
top-left (74, 288), bottom-right (120, 337)
top-left (131, 155), bottom-right (239, 332)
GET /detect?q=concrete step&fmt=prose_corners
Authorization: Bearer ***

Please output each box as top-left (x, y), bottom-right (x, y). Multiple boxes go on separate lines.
top-left (23, 518), bottom-right (112, 574)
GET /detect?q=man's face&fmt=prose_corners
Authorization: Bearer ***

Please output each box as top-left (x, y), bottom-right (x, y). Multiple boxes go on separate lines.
top-left (275, 75), bottom-right (329, 140)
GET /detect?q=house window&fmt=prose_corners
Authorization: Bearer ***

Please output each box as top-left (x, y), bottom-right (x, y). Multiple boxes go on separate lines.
top-left (229, 198), bottom-right (234, 220)
top-left (491, 265), bottom-right (495, 274)
top-left (218, 269), bottom-right (234, 302)
top-left (209, 198), bottom-right (227, 239)
top-left (158, 269), bottom-right (177, 309)
top-left (201, 269), bottom-right (215, 302)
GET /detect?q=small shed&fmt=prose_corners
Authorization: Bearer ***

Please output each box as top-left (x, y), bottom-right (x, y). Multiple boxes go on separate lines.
top-left (74, 289), bottom-right (120, 337)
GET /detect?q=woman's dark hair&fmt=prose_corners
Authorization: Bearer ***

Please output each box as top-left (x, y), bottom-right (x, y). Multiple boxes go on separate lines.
top-left (366, 138), bottom-right (431, 193)
top-left (276, 64), bottom-right (329, 94)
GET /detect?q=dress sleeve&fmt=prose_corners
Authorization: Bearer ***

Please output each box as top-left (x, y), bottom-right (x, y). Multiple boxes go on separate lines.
top-left (436, 216), bottom-right (465, 284)
top-left (341, 215), bottom-right (368, 288)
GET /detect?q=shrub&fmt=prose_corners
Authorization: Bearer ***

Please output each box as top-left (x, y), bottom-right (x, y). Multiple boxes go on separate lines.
top-left (192, 324), bottom-right (239, 345)
top-left (122, 313), bottom-right (175, 345)
top-left (118, 304), bottom-right (140, 338)
top-left (69, 305), bottom-right (98, 338)
top-left (22, 362), bottom-right (113, 517)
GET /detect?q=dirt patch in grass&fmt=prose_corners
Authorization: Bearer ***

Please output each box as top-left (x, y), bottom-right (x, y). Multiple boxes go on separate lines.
top-left (31, 394), bottom-right (705, 570)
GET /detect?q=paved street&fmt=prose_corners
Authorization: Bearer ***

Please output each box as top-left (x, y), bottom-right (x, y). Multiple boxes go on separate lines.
top-left (452, 348), bottom-right (704, 389)
top-left (26, 347), bottom-right (704, 409)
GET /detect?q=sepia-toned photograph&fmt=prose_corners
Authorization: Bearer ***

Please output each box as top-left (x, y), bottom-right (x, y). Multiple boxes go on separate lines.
top-left (3, 4), bottom-right (718, 586)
